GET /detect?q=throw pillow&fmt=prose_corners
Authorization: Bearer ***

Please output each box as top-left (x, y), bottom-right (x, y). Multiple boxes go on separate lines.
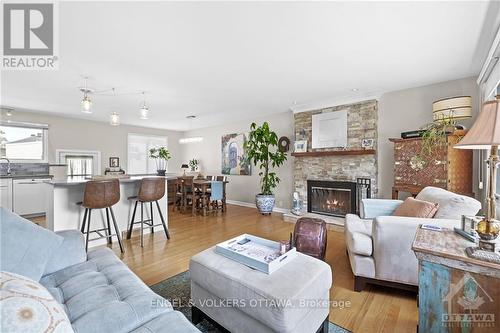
top-left (0, 208), bottom-right (63, 281)
top-left (392, 197), bottom-right (439, 218)
top-left (0, 271), bottom-right (74, 333)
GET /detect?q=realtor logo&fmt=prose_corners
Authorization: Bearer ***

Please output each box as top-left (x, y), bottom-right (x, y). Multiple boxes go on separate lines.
top-left (2, 1), bottom-right (59, 70)
top-left (442, 273), bottom-right (495, 328)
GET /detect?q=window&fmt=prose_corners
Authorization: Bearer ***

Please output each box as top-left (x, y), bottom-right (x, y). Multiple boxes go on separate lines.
top-left (65, 155), bottom-right (93, 176)
top-left (56, 150), bottom-right (101, 176)
top-left (0, 122), bottom-right (48, 162)
top-left (127, 134), bottom-right (168, 174)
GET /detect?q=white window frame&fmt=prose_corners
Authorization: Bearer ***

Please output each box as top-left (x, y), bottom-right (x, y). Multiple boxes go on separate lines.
top-left (0, 121), bottom-right (49, 163)
top-left (127, 133), bottom-right (168, 175)
top-left (56, 149), bottom-right (101, 176)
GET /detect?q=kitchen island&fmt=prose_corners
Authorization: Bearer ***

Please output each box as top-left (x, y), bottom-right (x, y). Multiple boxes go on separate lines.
top-left (44, 175), bottom-right (177, 248)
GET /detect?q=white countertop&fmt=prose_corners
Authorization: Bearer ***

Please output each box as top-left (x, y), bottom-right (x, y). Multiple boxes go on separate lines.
top-left (45, 174), bottom-right (178, 186)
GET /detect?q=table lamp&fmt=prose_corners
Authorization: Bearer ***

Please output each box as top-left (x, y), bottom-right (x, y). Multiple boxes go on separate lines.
top-left (455, 98), bottom-right (500, 251)
top-left (181, 164), bottom-right (189, 176)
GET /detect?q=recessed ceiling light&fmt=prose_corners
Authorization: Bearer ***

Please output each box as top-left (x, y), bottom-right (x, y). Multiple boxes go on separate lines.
top-left (351, 88), bottom-right (359, 92)
top-left (110, 112), bottom-right (120, 126)
top-left (186, 115), bottom-right (196, 119)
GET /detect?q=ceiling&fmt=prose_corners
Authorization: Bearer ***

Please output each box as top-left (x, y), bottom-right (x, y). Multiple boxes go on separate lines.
top-left (1, 1), bottom-right (496, 131)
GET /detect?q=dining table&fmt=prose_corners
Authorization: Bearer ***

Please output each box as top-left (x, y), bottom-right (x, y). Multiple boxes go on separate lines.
top-left (177, 176), bottom-right (229, 216)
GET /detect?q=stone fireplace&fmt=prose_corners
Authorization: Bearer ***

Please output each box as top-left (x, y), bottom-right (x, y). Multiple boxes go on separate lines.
top-left (293, 100), bottom-right (378, 218)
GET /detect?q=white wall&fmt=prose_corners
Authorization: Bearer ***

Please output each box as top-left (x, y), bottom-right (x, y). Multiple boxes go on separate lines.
top-left (4, 111), bottom-right (184, 175)
top-left (378, 76), bottom-right (479, 198)
top-left (181, 112), bottom-right (294, 210)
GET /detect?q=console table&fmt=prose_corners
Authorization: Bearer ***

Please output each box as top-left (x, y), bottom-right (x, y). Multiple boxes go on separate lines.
top-left (412, 227), bottom-right (500, 333)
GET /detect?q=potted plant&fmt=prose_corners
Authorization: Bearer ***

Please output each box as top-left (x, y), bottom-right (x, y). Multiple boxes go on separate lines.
top-left (149, 147), bottom-right (171, 176)
top-left (245, 122), bottom-right (287, 215)
top-left (189, 158), bottom-right (199, 172)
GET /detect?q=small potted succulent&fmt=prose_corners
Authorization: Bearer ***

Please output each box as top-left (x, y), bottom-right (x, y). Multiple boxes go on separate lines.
top-left (245, 122), bottom-right (287, 215)
top-left (149, 147), bottom-right (171, 176)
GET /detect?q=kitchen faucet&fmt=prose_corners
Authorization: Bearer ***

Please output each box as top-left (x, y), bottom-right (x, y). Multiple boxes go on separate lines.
top-left (0, 158), bottom-right (11, 175)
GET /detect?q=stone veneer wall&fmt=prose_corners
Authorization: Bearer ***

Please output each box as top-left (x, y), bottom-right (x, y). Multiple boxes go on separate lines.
top-left (294, 100), bottom-right (378, 208)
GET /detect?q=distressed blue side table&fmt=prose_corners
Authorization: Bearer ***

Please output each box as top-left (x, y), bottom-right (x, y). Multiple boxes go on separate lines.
top-left (412, 226), bottom-right (500, 333)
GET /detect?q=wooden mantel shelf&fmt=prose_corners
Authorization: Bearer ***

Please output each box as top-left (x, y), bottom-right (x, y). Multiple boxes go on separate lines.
top-left (291, 149), bottom-right (376, 157)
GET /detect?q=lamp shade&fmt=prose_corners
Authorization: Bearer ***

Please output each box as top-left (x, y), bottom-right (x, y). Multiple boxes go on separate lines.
top-left (455, 100), bottom-right (500, 150)
top-left (432, 96), bottom-right (472, 122)
top-left (181, 164), bottom-right (189, 169)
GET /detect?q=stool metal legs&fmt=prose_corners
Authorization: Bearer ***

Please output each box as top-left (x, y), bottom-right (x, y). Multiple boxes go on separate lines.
top-left (126, 200), bottom-right (170, 247)
top-left (81, 207), bottom-right (124, 253)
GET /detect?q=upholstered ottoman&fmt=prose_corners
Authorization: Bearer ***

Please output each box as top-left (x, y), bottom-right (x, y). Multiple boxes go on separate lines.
top-left (189, 247), bottom-right (332, 333)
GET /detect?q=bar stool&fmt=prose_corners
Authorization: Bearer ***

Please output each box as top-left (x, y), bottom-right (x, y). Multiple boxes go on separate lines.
top-left (126, 177), bottom-right (170, 247)
top-left (79, 179), bottom-right (124, 253)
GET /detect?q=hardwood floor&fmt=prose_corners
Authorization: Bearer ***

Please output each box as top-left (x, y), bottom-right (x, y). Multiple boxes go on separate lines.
top-left (36, 204), bottom-right (418, 332)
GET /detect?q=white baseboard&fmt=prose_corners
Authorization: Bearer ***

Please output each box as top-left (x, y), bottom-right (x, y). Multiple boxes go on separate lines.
top-left (226, 200), bottom-right (290, 214)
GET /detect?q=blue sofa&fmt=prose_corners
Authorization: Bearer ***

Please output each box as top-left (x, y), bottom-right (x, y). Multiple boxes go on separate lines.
top-left (0, 208), bottom-right (200, 333)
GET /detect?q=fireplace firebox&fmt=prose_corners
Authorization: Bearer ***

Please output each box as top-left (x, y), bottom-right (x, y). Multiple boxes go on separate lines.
top-left (307, 179), bottom-right (370, 217)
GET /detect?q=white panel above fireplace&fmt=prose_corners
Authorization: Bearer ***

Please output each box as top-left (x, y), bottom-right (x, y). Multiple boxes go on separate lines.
top-left (311, 111), bottom-right (347, 149)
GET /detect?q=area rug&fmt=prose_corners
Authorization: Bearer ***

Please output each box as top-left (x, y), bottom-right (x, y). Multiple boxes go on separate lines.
top-left (151, 271), bottom-right (351, 333)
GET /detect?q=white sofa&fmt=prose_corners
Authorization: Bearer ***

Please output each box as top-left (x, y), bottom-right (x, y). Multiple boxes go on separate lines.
top-left (344, 187), bottom-right (481, 291)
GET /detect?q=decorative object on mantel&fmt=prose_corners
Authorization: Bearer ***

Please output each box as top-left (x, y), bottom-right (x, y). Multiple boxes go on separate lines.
top-left (455, 99), bottom-right (500, 251)
top-left (181, 164), bottom-right (189, 176)
top-left (291, 192), bottom-right (303, 216)
top-left (311, 110), bottom-right (347, 149)
top-left (149, 147), bottom-right (171, 176)
top-left (278, 136), bottom-right (290, 152)
top-left (389, 130), bottom-right (472, 199)
top-left (245, 122), bottom-right (287, 215)
top-left (221, 133), bottom-right (251, 175)
top-left (361, 138), bottom-right (374, 149)
top-left (293, 140), bottom-right (307, 153)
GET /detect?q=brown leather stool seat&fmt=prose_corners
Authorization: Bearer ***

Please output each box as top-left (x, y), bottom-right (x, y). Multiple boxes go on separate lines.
top-left (293, 217), bottom-right (327, 261)
top-left (79, 179), bottom-right (124, 253)
top-left (126, 177), bottom-right (170, 247)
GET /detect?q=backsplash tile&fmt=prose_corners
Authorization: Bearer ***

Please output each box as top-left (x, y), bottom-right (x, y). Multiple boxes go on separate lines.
top-left (0, 163), bottom-right (49, 175)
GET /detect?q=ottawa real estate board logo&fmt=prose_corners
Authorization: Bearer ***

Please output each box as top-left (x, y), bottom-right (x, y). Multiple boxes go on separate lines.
top-left (2, 1), bottom-right (59, 70)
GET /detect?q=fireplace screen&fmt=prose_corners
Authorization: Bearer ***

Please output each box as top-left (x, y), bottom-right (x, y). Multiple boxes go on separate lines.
top-left (307, 180), bottom-right (361, 217)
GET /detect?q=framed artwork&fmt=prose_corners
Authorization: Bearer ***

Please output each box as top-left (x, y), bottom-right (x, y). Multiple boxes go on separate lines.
top-left (312, 111), bottom-right (347, 149)
top-left (109, 157), bottom-right (120, 168)
top-left (294, 140), bottom-right (308, 153)
top-left (221, 133), bottom-right (251, 175)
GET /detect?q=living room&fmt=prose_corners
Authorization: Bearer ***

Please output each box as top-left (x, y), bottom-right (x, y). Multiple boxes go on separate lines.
top-left (1, 1), bottom-right (500, 333)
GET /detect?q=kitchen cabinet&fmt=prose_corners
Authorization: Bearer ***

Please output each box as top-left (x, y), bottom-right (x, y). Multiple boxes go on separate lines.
top-left (0, 178), bottom-right (13, 211)
top-left (13, 178), bottom-right (51, 216)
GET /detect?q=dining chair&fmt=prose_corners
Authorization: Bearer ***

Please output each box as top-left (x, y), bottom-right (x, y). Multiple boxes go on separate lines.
top-left (208, 180), bottom-right (224, 214)
top-left (172, 178), bottom-right (183, 212)
top-left (181, 176), bottom-right (197, 216)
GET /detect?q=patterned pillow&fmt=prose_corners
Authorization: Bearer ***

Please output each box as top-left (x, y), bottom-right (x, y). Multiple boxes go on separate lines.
top-left (0, 271), bottom-right (73, 333)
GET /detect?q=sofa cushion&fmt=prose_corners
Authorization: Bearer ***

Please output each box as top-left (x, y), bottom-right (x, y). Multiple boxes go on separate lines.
top-left (0, 271), bottom-right (74, 333)
top-left (392, 197), bottom-right (439, 218)
top-left (40, 248), bottom-right (174, 333)
top-left (43, 230), bottom-right (87, 277)
top-left (416, 186), bottom-right (481, 219)
top-left (0, 208), bottom-right (63, 281)
top-left (345, 214), bottom-right (373, 256)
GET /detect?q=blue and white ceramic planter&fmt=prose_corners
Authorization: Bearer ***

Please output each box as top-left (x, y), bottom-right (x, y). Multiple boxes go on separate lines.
top-left (255, 194), bottom-right (275, 215)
